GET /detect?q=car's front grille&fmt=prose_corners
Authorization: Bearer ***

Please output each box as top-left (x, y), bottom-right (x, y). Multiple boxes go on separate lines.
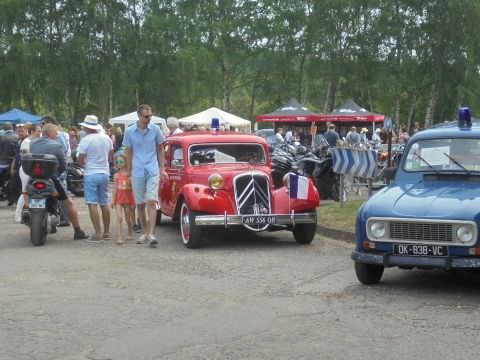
top-left (389, 222), bottom-right (453, 242)
top-left (234, 173), bottom-right (271, 215)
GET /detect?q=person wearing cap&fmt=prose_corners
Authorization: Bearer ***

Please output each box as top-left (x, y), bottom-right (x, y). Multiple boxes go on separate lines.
top-left (360, 127), bottom-right (369, 147)
top-left (166, 116), bottom-right (183, 135)
top-left (77, 115), bottom-right (114, 242)
top-left (372, 128), bottom-right (382, 143)
top-left (122, 104), bottom-right (166, 247)
top-left (30, 123), bottom-right (88, 240)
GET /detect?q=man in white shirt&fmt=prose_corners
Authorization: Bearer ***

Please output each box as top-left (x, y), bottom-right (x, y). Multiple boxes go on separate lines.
top-left (275, 127), bottom-right (284, 142)
top-left (77, 115), bottom-right (114, 242)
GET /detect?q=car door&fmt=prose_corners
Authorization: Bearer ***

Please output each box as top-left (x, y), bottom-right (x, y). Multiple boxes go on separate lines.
top-left (161, 142), bottom-right (185, 215)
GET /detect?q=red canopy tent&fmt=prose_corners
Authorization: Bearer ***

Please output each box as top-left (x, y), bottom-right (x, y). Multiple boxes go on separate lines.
top-left (256, 99), bottom-right (321, 123)
top-left (317, 99), bottom-right (384, 123)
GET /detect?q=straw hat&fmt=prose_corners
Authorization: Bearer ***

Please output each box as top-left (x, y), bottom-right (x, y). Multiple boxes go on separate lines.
top-left (79, 115), bottom-right (102, 130)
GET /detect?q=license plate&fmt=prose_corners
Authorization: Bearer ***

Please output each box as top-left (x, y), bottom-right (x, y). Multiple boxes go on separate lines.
top-left (29, 198), bottom-right (46, 209)
top-left (393, 244), bottom-right (448, 257)
top-left (242, 215), bottom-right (277, 225)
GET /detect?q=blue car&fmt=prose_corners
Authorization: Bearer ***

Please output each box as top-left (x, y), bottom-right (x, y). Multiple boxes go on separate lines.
top-left (352, 120), bottom-right (480, 284)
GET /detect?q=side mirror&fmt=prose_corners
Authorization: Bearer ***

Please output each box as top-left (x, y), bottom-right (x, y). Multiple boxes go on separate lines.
top-left (171, 159), bottom-right (183, 168)
top-left (383, 166), bottom-right (396, 181)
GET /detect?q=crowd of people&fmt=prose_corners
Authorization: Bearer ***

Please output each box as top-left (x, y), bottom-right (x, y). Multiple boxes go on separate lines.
top-left (272, 121), bottom-right (424, 149)
top-left (0, 104), bottom-right (169, 247)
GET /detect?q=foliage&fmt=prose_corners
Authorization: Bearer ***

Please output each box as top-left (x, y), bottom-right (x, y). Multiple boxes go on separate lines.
top-left (1, 0), bottom-right (480, 128)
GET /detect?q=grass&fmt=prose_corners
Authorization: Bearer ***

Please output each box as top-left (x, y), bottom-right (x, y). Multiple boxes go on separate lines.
top-left (317, 199), bottom-right (365, 232)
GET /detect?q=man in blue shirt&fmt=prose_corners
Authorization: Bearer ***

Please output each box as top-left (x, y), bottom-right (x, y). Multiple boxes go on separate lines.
top-left (123, 104), bottom-right (166, 247)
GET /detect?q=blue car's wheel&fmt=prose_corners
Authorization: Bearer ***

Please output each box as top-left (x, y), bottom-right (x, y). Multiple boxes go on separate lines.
top-left (354, 261), bottom-right (384, 285)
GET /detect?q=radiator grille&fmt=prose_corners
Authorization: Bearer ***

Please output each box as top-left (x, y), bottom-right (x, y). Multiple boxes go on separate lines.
top-left (234, 173), bottom-right (271, 215)
top-left (389, 222), bottom-right (453, 242)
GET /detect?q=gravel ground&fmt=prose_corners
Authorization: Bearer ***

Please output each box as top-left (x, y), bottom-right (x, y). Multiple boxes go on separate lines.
top-left (1, 198), bottom-right (480, 360)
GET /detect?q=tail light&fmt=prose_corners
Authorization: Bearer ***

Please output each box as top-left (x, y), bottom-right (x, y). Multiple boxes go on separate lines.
top-left (33, 163), bottom-right (43, 177)
top-left (33, 182), bottom-right (47, 191)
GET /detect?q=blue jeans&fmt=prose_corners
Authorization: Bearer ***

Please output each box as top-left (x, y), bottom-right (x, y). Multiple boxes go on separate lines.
top-left (84, 173), bottom-right (110, 205)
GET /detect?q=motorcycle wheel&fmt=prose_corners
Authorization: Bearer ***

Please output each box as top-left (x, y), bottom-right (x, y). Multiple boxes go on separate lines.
top-left (30, 210), bottom-right (47, 246)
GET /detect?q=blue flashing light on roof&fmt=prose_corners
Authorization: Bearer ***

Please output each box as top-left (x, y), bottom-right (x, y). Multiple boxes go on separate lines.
top-left (458, 106), bottom-right (472, 127)
top-left (211, 117), bottom-right (220, 132)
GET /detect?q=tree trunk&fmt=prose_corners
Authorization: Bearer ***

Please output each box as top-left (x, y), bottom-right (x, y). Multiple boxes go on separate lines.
top-left (109, 82), bottom-right (113, 120)
top-left (297, 51), bottom-right (307, 102)
top-left (323, 80), bottom-right (331, 113)
top-left (73, 84), bottom-right (82, 125)
top-left (424, 82), bottom-right (437, 128)
top-left (221, 61), bottom-right (230, 111)
top-left (135, 85), bottom-right (140, 107)
top-left (394, 89), bottom-right (401, 132)
top-left (66, 87), bottom-right (73, 127)
top-left (407, 85), bottom-right (420, 133)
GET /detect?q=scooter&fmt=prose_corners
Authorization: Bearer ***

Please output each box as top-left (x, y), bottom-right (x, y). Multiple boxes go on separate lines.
top-left (22, 154), bottom-right (60, 246)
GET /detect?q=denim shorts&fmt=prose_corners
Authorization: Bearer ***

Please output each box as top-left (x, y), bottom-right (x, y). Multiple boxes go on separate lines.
top-left (84, 173), bottom-right (110, 205)
top-left (131, 175), bottom-right (159, 204)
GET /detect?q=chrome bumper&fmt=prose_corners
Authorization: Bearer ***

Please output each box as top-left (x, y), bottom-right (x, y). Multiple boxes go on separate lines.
top-left (194, 211), bottom-right (317, 227)
top-left (352, 250), bottom-right (480, 269)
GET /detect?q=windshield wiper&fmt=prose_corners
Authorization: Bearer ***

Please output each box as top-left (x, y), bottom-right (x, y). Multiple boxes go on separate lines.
top-left (443, 153), bottom-right (471, 175)
top-left (414, 151), bottom-right (438, 174)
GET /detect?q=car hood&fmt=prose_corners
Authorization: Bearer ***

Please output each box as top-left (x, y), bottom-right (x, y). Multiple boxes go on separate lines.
top-left (365, 180), bottom-right (480, 220)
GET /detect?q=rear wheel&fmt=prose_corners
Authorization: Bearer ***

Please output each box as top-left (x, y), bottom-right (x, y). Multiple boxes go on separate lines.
top-left (292, 211), bottom-right (317, 244)
top-left (30, 210), bottom-right (47, 246)
top-left (180, 202), bottom-right (202, 249)
top-left (354, 261), bottom-right (384, 285)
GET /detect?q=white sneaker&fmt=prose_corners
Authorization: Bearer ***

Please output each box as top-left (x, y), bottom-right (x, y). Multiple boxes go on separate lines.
top-left (136, 233), bottom-right (148, 244)
top-left (148, 235), bottom-right (158, 247)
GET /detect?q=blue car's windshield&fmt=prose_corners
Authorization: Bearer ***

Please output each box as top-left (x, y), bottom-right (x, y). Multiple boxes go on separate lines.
top-left (403, 138), bottom-right (480, 172)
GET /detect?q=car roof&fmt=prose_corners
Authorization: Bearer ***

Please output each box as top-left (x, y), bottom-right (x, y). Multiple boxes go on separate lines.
top-left (167, 131), bottom-right (268, 146)
top-left (411, 120), bottom-right (480, 141)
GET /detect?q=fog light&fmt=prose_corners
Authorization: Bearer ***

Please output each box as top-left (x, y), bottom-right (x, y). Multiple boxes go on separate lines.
top-left (468, 248), bottom-right (480, 256)
top-left (457, 225), bottom-right (473, 243)
top-left (208, 174), bottom-right (223, 190)
top-left (370, 221), bottom-right (386, 238)
top-left (362, 240), bottom-right (376, 250)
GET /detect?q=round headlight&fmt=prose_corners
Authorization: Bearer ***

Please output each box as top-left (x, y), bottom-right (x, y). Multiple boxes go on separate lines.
top-left (457, 225), bottom-right (474, 243)
top-left (282, 173), bottom-right (291, 189)
top-left (208, 174), bottom-right (224, 190)
top-left (370, 221), bottom-right (386, 238)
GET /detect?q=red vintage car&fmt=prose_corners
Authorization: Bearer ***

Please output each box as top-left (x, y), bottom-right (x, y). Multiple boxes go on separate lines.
top-left (158, 131), bottom-right (320, 248)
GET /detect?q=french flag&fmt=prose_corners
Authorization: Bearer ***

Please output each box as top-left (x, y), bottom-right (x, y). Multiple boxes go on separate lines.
top-left (289, 173), bottom-right (309, 199)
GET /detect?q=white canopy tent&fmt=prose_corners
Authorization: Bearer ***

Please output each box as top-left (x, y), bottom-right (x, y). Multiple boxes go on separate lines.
top-left (178, 107), bottom-right (251, 133)
top-left (109, 111), bottom-right (169, 135)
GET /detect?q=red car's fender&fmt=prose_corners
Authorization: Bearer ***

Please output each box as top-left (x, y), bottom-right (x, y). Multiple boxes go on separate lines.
top-left (179, 184), bottom-right (236, 215)
top-left (271, 180), bottom-right (320, 214)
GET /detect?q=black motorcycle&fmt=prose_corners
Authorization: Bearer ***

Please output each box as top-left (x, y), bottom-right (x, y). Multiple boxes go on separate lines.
top-left (67, 153), bottom-right (84, 197)
top-left (22, 154), bottom-right (60, 246)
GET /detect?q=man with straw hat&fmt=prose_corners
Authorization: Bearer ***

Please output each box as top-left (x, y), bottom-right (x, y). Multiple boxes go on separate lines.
top-left (77, 115), bottom-right (114, 243)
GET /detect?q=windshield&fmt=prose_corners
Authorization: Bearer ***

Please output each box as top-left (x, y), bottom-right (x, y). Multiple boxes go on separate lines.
top-left (189, 143), bottom-right (266, 165)
top-left (403, 138), bottom-right (480, 172)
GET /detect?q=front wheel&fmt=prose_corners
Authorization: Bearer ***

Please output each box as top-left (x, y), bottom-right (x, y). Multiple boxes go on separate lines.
top-left (292, 211), bottom-right (317, 244)
top-left (354, 261), bottom-right (384, 285)
top-left (180, 202), bottom-right (203, 249)
top-left (30, 209), bottom-right (47, 246)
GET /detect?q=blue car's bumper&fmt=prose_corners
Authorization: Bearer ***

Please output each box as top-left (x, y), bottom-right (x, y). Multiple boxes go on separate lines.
top-left (352, 250), bottom-right (480, 269)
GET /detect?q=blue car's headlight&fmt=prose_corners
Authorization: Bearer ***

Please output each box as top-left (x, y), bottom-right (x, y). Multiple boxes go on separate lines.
top-left (370, 221), bottom-right (386, 238)
top-left (456, 225), bottom-right (474, 243)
